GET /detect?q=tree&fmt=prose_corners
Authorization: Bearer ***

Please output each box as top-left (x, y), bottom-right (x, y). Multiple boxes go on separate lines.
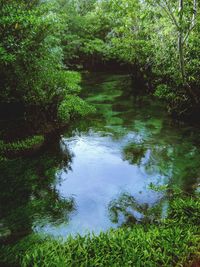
top-left (149, 0), bottom-right (198, 102)
top-left (0, 0), bottom-right (93, 130)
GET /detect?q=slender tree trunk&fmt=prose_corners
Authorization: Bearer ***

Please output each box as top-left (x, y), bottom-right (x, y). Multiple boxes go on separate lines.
top-left (179, 0), bottom-right (199, 103)
top-left (178, 33), bottom-right (185, 84)
top-left (192, 0), bottom-right (197, 28)
top-left (157, 0), bottom-right (198, 102)
top-left (178, 0), bottom-right (186, 84)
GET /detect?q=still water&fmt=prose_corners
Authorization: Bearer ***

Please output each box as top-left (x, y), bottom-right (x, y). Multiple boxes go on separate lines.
top-left (1, 73), bottom-right (200, 239)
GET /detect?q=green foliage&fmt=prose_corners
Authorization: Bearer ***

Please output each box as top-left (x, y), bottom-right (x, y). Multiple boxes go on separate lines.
top-left (154, 84), bottom-right (173, 100)
top-left (0, 135), bottom-right (44, 155)
top-left (2, 0), bottom-right (199, 119)
top-left (58, 95), bottom-right (96, 122)
top-left (148, 183), bottom-right (169, 192)
top-left (59, 0), bottom-right (200, 117)
top-left (0, 0), bottom-right (92, 127)
top-left (169, 196), bottom-right (200, 225)
top-left (1, 194), bottom-right (200, 267)
top-left (0, 0), bottom-right (60, 104)
top-left (62, 71), bottom-right (81, 94)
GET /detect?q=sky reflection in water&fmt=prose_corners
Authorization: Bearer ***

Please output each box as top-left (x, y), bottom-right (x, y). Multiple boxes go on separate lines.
top-left (39, 73), bottom-right (200, 236)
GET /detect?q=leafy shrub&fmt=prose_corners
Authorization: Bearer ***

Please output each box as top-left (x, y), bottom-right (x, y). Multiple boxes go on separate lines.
top-left (58, 95), bottom-right (96, 122)
top-left (0, 0), bottom-right (91, 127)
top-left (0, 135), bottom-right (44, 155)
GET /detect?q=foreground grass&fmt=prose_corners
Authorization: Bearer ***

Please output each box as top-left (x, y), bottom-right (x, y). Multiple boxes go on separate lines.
top-left (1, 195), bottom-right (200, 267)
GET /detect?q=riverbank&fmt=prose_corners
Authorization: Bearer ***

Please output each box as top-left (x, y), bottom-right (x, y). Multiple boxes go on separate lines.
top-left (1, 194), bottom-right (200, 267)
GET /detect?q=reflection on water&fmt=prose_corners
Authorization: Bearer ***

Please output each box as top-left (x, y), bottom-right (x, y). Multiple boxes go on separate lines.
top-left (39, 73), bottom-right (200, 236)
top-left (108, 192), bottom-right (164, 226)
top-left (1, 73), bottom-right (200, 240)
top-left (42, 132), bottom-right (163, 236)
top-left (0, 142), bottom-right (75, 242)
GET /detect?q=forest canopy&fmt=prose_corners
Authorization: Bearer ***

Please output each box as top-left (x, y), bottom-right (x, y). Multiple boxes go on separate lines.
top-left (0, 0), bottom-right (199, 122)
top-left (61, 0), bottom-right (200, 118)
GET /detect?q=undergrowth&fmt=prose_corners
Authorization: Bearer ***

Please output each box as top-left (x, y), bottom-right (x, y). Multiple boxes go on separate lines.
top-left (0, 135), bottom-right (44, 157)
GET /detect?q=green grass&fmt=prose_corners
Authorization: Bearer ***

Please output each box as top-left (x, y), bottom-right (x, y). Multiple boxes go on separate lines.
top-left (1, 225), bottom-right (199, 267)
top-left (1, 194), bottom-right (200, 267)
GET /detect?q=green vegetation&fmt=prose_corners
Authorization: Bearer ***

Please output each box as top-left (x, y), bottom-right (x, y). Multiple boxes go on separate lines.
top-left (58, 95), bottom-right (96, 123)
top-left (1, 0), bottom-right (199, 129)
top-left (0, 0), bottom-right (93, 137)
top-left (1, 0), bottom-right (200, 266)
top-left (0, 135), bottom-right (44, 157)
top-left (1, 193), bottom-right (200, 267)
top-left (58, 0), bottom-right (200, 119)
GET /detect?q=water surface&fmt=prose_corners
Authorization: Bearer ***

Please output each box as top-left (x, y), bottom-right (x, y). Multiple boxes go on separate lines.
top-left (1, 73), bottom-right (200, 239)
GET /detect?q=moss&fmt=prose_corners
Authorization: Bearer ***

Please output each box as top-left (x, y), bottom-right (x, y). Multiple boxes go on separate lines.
top-left (0, 135), bottom-right (45, 157)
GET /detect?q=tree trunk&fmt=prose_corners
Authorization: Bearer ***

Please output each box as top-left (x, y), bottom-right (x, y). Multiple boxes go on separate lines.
top-left (178, 0), bottom-right (186, 84)
top-left (192, 0), bottom-right (197, 28)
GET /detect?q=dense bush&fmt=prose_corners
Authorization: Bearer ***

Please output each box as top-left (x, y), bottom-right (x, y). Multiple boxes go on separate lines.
top-left (1, 0), bottom-right (199, 121)
top-left (0, 0), bottom-right (93, 128)
top-left (59, 0), bottom-right (200, 118)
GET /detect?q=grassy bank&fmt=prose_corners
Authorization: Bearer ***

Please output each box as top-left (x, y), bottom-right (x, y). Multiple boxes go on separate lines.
top-left (1, 194), bottom-right (200, 267)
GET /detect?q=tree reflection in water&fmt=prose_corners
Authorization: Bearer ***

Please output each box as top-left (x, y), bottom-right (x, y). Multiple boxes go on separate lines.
top-left (0, 144), bottom-right (75, 244)
top-left (122, 139), bottom-right (200, 193)
top-left (108, 192), bottom-right (164, 227)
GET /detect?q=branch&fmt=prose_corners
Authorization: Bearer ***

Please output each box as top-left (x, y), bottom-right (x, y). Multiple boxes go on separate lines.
top-left (191, 0), bottom-right (197, 28)
top-left (183, 0), bottom-right (197, 44)
top-left (163, 0), bottom-right (179, 29)
top-left (183, 24), bottom-right (195, 44)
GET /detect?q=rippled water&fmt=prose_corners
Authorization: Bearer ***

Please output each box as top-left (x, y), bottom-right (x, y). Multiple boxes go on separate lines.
top-left (1, 73), bottom-right (200, 239)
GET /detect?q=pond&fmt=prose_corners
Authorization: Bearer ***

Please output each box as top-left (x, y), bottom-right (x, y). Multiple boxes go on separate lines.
top-left (1, 72), bottom-right (200, 240)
